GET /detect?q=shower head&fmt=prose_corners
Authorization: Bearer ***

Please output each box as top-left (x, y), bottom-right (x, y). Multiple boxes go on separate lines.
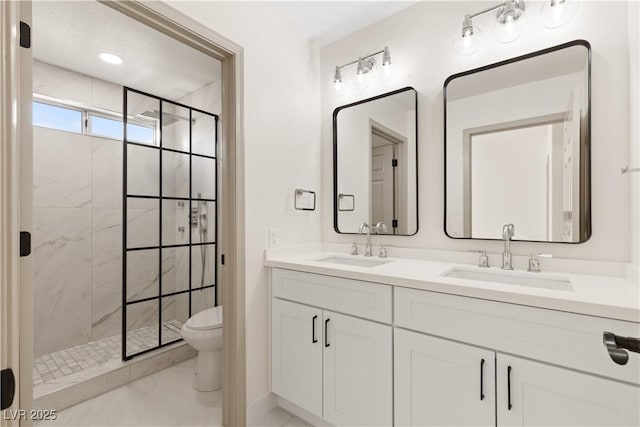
top-left (135, 109), bottom-right (195, 125)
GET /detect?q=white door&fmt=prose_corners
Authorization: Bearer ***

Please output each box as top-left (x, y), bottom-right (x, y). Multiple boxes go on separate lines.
top-left (323, 310), bottom-right (392, 426)
top-left (271, 299), bottom-right (323, 417)
top-left (497, 354), bottom-right (640, 426)
top-left (371, 142), bottom-right (395, 230)
top-left (395, 328), bottom-right (496, 426)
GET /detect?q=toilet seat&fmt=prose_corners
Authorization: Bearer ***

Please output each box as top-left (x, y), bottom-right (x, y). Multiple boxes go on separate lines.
top-left (185, 306), bottom-right (222, 331)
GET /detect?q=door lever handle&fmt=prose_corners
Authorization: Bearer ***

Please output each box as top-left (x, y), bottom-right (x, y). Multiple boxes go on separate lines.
top-left (603, 332), bottom-right (640, 365)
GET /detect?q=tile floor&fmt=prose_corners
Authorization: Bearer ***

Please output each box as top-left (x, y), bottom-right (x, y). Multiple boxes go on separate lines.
top-left (34, 320), bottom-right (183, 386)
top-left (36, 358), bottom-right (220, 427)
top-left (36, 358), bottom-right (310, 427)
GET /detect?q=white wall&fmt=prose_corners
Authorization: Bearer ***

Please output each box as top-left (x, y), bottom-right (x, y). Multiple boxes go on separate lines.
top-left (321, 1), bottom-right (633, 262)
top-left (32, 61), bottom-right (125, 355)
top-left (165, 1), bottom-right (322, 405)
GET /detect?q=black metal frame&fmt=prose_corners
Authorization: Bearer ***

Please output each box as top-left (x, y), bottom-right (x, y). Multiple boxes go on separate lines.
top-left (443, 39), bottom-right (592, 244)
top-left (332, 86), bottom-right (419, 235)
top-left (122, 87), bottom-right (219, 361)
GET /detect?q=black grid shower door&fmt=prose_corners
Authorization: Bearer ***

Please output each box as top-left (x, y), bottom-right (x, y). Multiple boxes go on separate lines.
top-left (122, 87), bottom-right (219, 361)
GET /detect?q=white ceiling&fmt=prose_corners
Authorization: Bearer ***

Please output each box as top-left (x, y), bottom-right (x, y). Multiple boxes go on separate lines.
top-left (266, 1), bottom-right (417, 46)
top-left (32, 1), bottom-right (221, 101)
top-left (32, 1), bottom-right (417, 100)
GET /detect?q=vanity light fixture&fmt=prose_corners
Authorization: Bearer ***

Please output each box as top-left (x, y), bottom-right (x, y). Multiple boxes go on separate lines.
top-left (540, 0), bottom-right (578, 29)
top-left (333, 46), bottom-right (393, 93)
top-left (454, 0), bottom-right (576, 56)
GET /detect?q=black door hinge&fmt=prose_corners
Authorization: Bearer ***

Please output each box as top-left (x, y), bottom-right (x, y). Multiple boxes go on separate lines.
top-left (221, 254), bottom-right (225, 265)
top-left (19, 21), bottom-right (31, 49)
top-left (20, 231), bottom-right (31, 257)
top-left (392, 219), bottom-right (398, 228)
top-left (1, 368), bottom-right (16, 410)
top-left (391, 159), bottom-right (398, 167)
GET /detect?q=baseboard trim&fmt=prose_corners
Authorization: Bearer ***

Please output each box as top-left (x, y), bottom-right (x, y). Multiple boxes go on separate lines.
top-left (277, 396), bottom-right (332, 427)
top-left (247, 392), bottom-right (278, 426)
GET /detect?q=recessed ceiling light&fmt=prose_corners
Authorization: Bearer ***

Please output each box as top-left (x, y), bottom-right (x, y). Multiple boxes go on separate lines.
top-left (99, 53), bottom-right (123, 65)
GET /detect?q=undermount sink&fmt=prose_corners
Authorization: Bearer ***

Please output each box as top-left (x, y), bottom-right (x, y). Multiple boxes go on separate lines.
top-left (316, 256), bottom-right (390, 268)
top-left (442, 267), bottom-right (572, 291)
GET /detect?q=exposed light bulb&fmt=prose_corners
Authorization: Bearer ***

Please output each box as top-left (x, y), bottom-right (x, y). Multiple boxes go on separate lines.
top-left (454, 14), bottom-right (480, 56)
top-left (333, 66), bottom-right (343, 94)
top-left (541, 0), bottom-right (578, 29)
top-left (333, 79), bottom-right (342, 93)
top-left (380, 62), bottom-right (393, 82)
top-left (495, 1), bottom-right (525, 44)
top-left (355, 57), bottom-right (373, 89)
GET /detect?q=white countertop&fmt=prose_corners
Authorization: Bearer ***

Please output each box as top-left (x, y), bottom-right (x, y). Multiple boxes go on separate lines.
top-left (265, 247), bottom-right (640, 323)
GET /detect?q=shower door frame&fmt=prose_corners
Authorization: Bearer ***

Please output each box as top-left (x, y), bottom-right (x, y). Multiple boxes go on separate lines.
top-left (122, 86), bottom-right (219, 361)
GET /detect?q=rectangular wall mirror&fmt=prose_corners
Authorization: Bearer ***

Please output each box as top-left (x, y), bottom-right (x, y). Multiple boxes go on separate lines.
top-left (334, 87), bottom-right (418, 235)
top-left (445, 40), bottom-right (591, 243)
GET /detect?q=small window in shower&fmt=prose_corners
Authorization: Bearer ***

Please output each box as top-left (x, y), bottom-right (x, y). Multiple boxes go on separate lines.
top-left (33, 101), bottom-right (82, 133)
top-left (89, 114), bottom-right (123, 139)
top-left (126, 121), bottom-right (156, 145)
top-left (89, 113), bottom-right (156, 145)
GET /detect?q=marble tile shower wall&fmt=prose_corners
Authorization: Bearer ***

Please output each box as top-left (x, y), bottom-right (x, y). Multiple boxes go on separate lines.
top-left (32, 61), bottom-right (215, 356)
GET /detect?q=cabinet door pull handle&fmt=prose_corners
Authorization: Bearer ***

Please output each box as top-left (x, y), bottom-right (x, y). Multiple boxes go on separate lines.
top-left (480, 358), bottom-right (485, 401)
top-left (603, 332), bottom-right (640, 365)
top-left (507, 365), bottom-right (512, 411)
top-left (312, 315), bottom-right (318, 343)
top-left (324, 318), bottom-right (330, 347)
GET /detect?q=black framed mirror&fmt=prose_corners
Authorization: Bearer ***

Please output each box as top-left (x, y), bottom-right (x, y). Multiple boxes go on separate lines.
top-left (333, 87), bottom-right (418, 235)
top-left (444, 40), bottom-right (591, 243)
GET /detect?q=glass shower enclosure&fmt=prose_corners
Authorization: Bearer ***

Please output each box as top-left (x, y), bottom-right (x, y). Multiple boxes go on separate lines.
top-left (122, 87), bottom-right (218, 360)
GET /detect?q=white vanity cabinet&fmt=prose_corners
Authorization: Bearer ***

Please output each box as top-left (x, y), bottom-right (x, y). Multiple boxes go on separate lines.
top-left (395, 287), bottom-right (640, 427)
top-left (323, 311), bottom-right (392, 426)
top-left (395, 328), bottom-right (640, 427)
top-left (496, 354), bottom-right (640, 426)
top-left (271, 298), bottom-right (323, 417)
top-left (271, 269), bottom-right (393, 426)
top-left (270, 267), bottom-right (640, 427)
top-left (394, 328), bottom-right (496, 426)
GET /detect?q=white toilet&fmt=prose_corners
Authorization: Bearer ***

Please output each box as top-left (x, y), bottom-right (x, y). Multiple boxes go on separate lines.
top-left (180, 306), bottom-right (223, 391)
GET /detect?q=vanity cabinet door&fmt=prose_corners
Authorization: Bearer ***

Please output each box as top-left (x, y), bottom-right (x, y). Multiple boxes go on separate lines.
top-left (394, 328), bottom-right (496, 426)
top-left (322, 311), bottom-right (392, 426)
top-left (271, 299), bottom-right (323, 417)
top-left (497, 354), bottom-right (640, 426)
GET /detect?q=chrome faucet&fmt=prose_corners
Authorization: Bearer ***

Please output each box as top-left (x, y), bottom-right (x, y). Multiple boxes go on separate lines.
top-left (374, 222), bottom-right (388, 234)
top-left (359, 222), bottom-right (373, 257)
top-left (374, 222), bottom-right (388, 258)
top-left (501, 224), bottom-right (515, 270)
